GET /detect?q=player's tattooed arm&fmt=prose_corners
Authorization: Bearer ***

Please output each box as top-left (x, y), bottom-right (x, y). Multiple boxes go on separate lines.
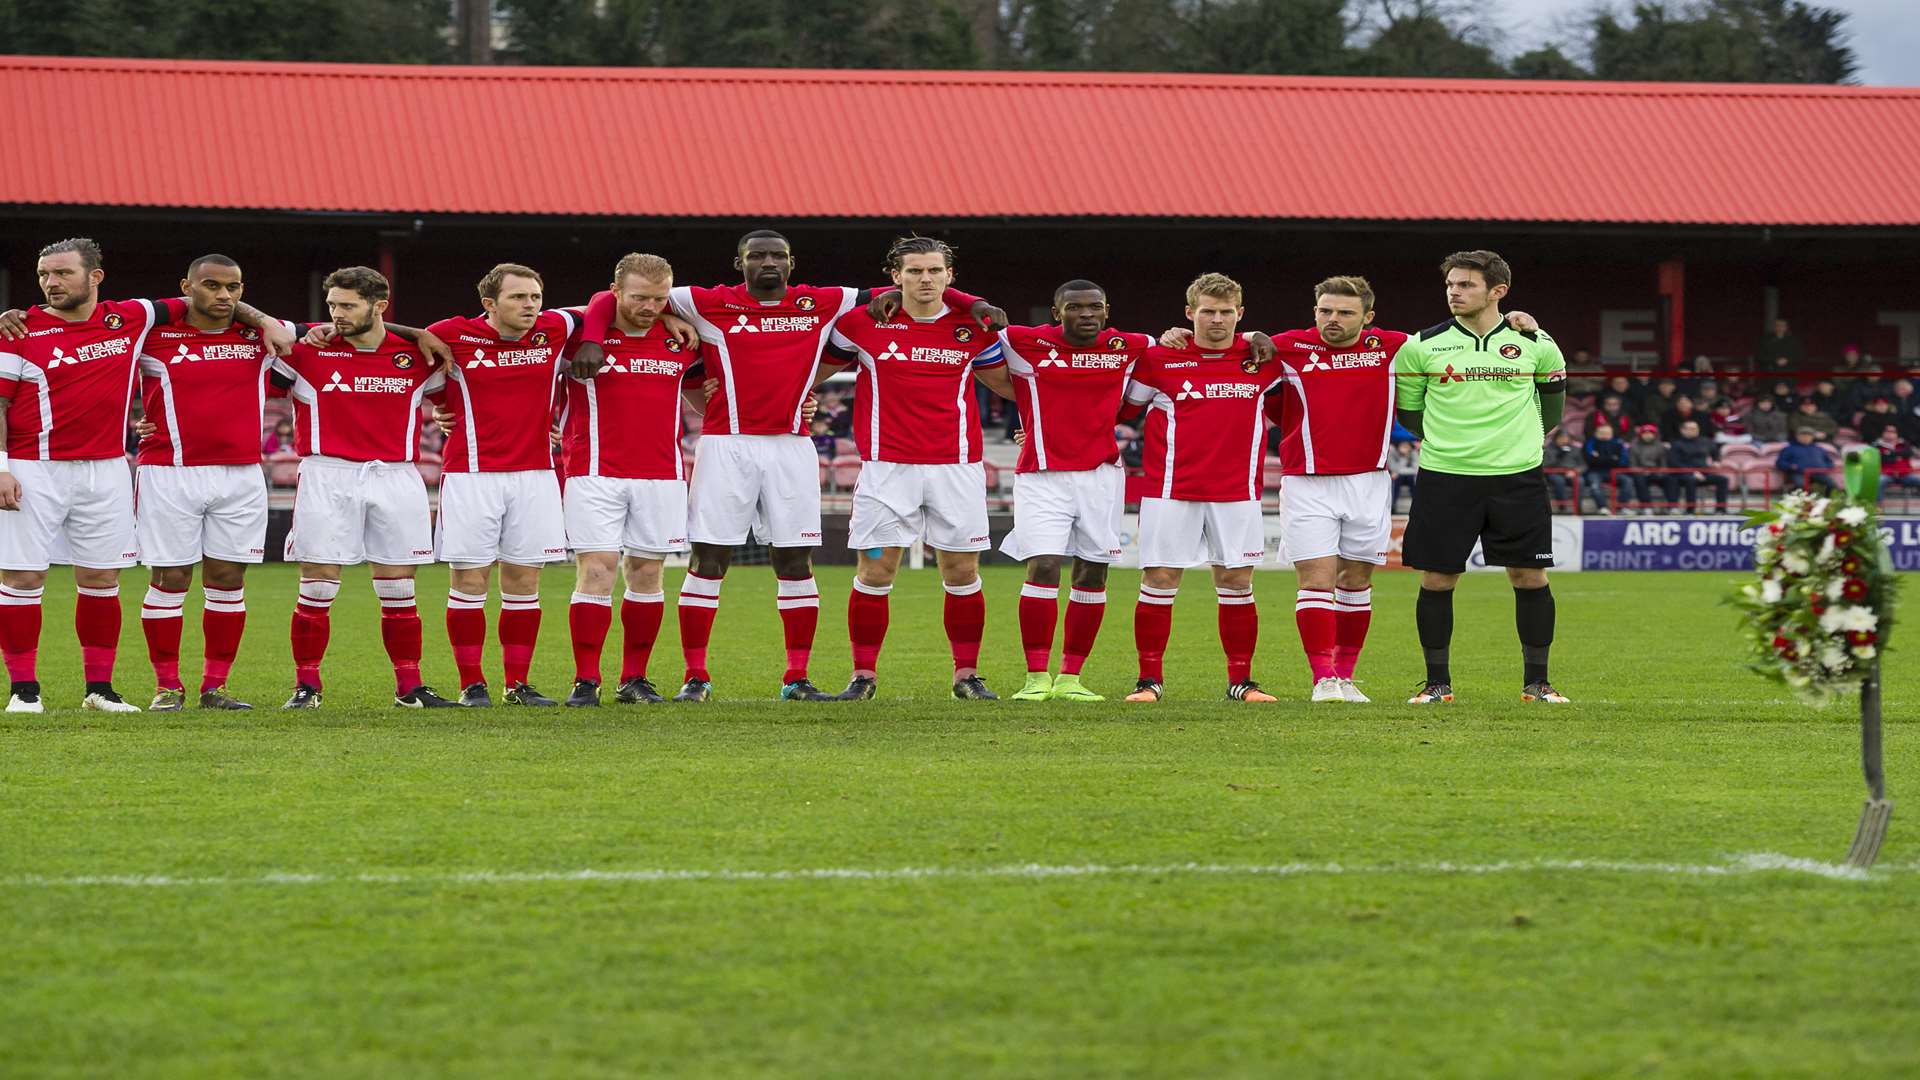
top-left (864, 289), bottom-right (1008, 331)
top-left (223, 302), bottom-right (295, 356)
top-left (380, 323), bottom-right (455, 370)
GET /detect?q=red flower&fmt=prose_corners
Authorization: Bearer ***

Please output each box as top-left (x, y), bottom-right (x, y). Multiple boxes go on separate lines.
top-left (1847, 630), bottom-right (1879, 647)
top-left (1811, 598), bottom-right (1828, 615)
top-left (1841, 557), bottom-right (1862, 575)
top-left (1769, 523), bottom-right (1785, 535)
top-left (1834, 529), bottom-right (1856, 547)
top-left (1843, 578), bottom-right (1869, 601)
top-left (1773, 635), bottom-right (1798, 657)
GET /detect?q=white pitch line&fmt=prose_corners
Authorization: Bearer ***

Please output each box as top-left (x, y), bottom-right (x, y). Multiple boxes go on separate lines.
top-left (0, 853), bottom-right (1908, 889)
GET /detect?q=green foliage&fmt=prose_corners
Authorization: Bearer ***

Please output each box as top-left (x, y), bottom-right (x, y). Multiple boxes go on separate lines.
top-left (0, 0), bottom-right (455, 63)
top-left (1589, 0), bottom-right (1857, 84)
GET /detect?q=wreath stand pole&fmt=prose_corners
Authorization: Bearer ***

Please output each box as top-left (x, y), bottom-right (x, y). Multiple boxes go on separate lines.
top-left (1844, 447), bottom-right (1892, 869)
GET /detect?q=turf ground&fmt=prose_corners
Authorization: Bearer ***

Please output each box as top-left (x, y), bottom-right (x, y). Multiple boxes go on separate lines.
top-left (3, 564), bottom-right (1918, 1078)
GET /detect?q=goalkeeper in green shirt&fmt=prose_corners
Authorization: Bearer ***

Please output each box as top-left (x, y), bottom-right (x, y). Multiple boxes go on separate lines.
top-left (1394, 250), bottom-right (1569, 705)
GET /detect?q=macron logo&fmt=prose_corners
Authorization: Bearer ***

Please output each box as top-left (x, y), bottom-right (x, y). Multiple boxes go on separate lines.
top-left (322, 371), bottom-right (351, 392)
top-left (1039, 347), bottom-right (1066, 368)
top-left (1175, 380), bottom-right (1200, 401)
top-left (728, 315), bottom-right (760, 335)
top-left (878, 342), bottom-right (907, 363)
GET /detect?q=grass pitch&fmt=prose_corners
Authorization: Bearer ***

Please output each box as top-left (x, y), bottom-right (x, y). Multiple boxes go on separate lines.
top-left (3, 565), bottom-right (1918, 1077)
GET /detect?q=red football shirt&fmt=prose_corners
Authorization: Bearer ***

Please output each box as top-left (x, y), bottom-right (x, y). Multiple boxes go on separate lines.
top-left (138, 320), bottom-right (275, 467)
top-left (429, 309), bottom-right (580, 473)
top-left (1265, 327), bottom-right (1406, 475)
top-left (559, 320), bottom-right (699, 481)
top-left (1126, 339), bottom-right (1284, 502)
top-left (828, 305), bottom-right (1006, 465)
top-left (0, 297), bottom-right (184, 460)
top-left (273, 329), bottom-right (442, 463)
top-left (999, 325), bottom-right (1153, 473)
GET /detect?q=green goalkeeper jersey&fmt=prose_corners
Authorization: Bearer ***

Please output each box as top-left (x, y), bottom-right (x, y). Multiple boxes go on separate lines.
top-left (1392, 317), bottom-right (1566, 476)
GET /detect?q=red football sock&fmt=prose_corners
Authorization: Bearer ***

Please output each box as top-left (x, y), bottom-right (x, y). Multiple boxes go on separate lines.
top-left (677, 573), bottom-right (722, 682)
top-left (569, 592), bottom-right (612, 683)
top-left (373, 577), bottom-right (421, 694)
top-left (1217, 585), bottom-right (1258, 686)
top-left (291, 578), bottom-right (339, 689)
top-left (75, 585), bottom-right (122, 685)
top-left (943, 578), bottom-right (985, 677)
top-left (141, 584), bottom-right (187, 691)
top-left (499, 592), bottom-right (542, 687)
top-left (1295, 588), bottom-right (1337, 683)
top-left (620, 589), bottom-right (664, 682)
top-left (776, 575), bottom-right (819, 684)
top-left (0, 584), bottom-right (44, 684)
top-left (445, 589), bottom-right (488, 687)
top-left (1018, 581), bottom-right (1059, 673)
top-left (200, 586), bottom-right (247, 693)
top-left (1334, 586), bottom-right (1373, 679)
top-left (847, 578), bottom-right (891, 678)
top-left (1061, 587), bottom-right (1105, 676)
top-left (1134, 585), bottom-right (1176, 682)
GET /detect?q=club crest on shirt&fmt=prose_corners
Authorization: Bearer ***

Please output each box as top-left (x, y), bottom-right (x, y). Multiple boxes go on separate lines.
top-left (795, 295), bottom-right (817, 311)
top-left (393, 353), bottom-right (416, 370)
top-left (239, 326), bottom-right (259, 341)
top-left (1365, 334), bottom-right (1381, 349)
top-left (1106, 335), bottom-right (1126, 350)
top-left (103, 312), bottom-right (124, 330)
top-left (532, 331), bottom-right (550, 347)
top-left (954, 325), bottom-right (974, 343)
top-left (1499, 343), bottom-right (1523, 359)
top-left (665, 338), bottom-right (684, 353)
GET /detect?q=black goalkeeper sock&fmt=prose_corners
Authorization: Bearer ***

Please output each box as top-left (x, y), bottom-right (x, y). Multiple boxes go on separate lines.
top-left (1415, 587), bottom-right (1454, 685)
top-left (1514, 584), bottom-right (1555, 685)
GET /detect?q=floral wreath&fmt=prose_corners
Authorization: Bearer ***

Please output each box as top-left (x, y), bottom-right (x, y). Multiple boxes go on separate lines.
top-left (1736, 481), bottom-right (1898, 704)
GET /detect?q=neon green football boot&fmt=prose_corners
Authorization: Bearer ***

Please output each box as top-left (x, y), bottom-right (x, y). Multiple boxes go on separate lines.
top-left (1010, 671), bottom-right (1054, 701)
top-left (1047, 673), bottom-right (1104, 701)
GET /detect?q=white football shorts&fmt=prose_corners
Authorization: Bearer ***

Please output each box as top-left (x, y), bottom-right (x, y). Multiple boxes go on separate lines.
top-left (0, 457), bottom-right (139, 571)
top-left (137, 463), bottom-right (269, 566)
top-left (999, 463), bottom-right (1125, 563)
top-left (1280, 470), bottom-right (1392, 565)
top-left (288, 455), bottom-right (435, 567)
top-left (686, 434), bottom-right (822, 548)
top-left (848, 460), bottom-right (990, 553)
top-left (1137, 497), bottom-right (1268, 569)
top-left (564, 474), bottom-right (690, 557)
top-left (435, 469), bottom-right (568, 568)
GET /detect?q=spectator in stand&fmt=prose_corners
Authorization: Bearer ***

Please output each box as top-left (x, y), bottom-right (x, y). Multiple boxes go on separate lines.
top-left (1857, 396), bottom-right (1900, 445)
top-left (1625, 372), bottom-right (1658, 418)
top-left (1566, 348), bottom-right (1602, 397)
top-left (1668, 419), bottom-right (1730, 513)
top-left (1843, 363), bottom-right (1891, 421)
top-left (262, 417), bottom-right (296, 456)
top-left (1677, 355), bottom-right (1715, 396)
top-left (1872, 427), bottom-right (1919, 498)
top-left (1387, 439), bottom-right (1420, 511)
top-left (808, 416), bottom-right (837, 460)
top-left (1766, 378), bottom-right (1797, 412)
top-left (1592, 392), bottom-right (1633, 439)
top-left (1892, 378), bottom-right (1920, 443)
top-left (1543, 430), bottom-right (1582, 511)
top-left (1660, 395), bottom-right (1713, 441)
top-left (1743, 394), bottom-right (1789, 444)
top-left (1582, 421), bottom-right (1629, 514)
top-left (817, 387), bottom-right (852, 436)
top-left (1645, 376), bottom-right (1681, 422)
top-left (1602, 372), bottom-right (1633, 410)
top-left (1627, 424), bottom-right (1668, 511)
top-left (1807, 377), bottom-right (1846, 424)
top-left (1834, 344), bottom-right (1869, 379)
top-left (1693, 378), bottom-right (1723, 412)
top-left (1777, 427), bottom-right (1836, 493)
top-left (1790, 397), bottom-right (1838, 441)
top-left (1756, 317), bottom-right (1804, 374)
top-left (1709, 399), bottom-right (1748, 444)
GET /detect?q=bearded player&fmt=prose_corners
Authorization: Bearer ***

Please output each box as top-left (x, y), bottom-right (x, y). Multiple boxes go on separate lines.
top-left (1121, 274), bottom-right (1282, 703)
top-left (820, 237), bottom-right (1009, 702)
top-left (572, 230), bottom-right (1002, 702)
top-left (0, 239), bottom-right (292, 713)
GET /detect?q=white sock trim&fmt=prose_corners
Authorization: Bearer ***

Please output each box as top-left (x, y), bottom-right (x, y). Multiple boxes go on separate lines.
top-left (141, 587), bottom-right (187, 619)
top-left (446, 589), bottom-right (488, 610)
top-left (0, 585), bottom-right (44, 606)
top-left (202, 585), bottom-right (247, 614)
top-left (1020, 582), bottom-right (1060, 600)
top-left (942, 577), bottom-right (982, 596)
top-left (500, 592), bottom-right (541, 612)
top-left (1138, 586), bottom-right (1177, 606)
top-left (1334, 586), bottom-right (1373, 610)
top-left (680, 574), bottom-right (723, 599)
top-left (571, 591), bottom-right (613, 607)
top-left (1068, 588), bottom-right (1106, 605)
top-left (76, 585), bottom-right (120, 599)
top-left (624, 589), bottom-right (665, 604)
top-left (776, 576), bottom-right (818, 597)
top-left (851, 578), bottom-right (894, 597)
top-left (299, 579), bottom-right (341, 608)
top-left (1216, 587), bottom-right (1256, 606)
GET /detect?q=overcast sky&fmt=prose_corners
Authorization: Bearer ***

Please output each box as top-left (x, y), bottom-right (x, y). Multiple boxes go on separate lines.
top-left (1496, 0), bottom-right (1918, 86)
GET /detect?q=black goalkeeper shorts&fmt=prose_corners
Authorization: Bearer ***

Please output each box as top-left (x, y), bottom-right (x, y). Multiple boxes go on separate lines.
top-left (1401, 466), bottom-right (1554, 575)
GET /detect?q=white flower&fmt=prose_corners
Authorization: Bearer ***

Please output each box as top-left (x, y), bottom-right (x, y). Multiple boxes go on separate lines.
top-left (1853, 645), bottom-right (1878, 660)
top-left (1824, 578), bottom-right (1846, 600)
top-left (1780, 553), bottom-right (1810, 576)
top-left (1809, 497), bottom-right (1831, 523)
top-left (1819, 606), bottom-right (1879, 634)
top-left (1817, 534), bottom-right (1839, 563)
top-left (1820, 645), bottom-right (1850, 671)
top-left (1760, 580), bottom-right (1784, 604)
top-left (1837, 505), bottom-right (1868, 526)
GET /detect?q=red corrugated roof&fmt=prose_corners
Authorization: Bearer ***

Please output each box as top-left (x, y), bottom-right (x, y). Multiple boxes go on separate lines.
top-left (6, 55), bottom-right (1920, 225)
